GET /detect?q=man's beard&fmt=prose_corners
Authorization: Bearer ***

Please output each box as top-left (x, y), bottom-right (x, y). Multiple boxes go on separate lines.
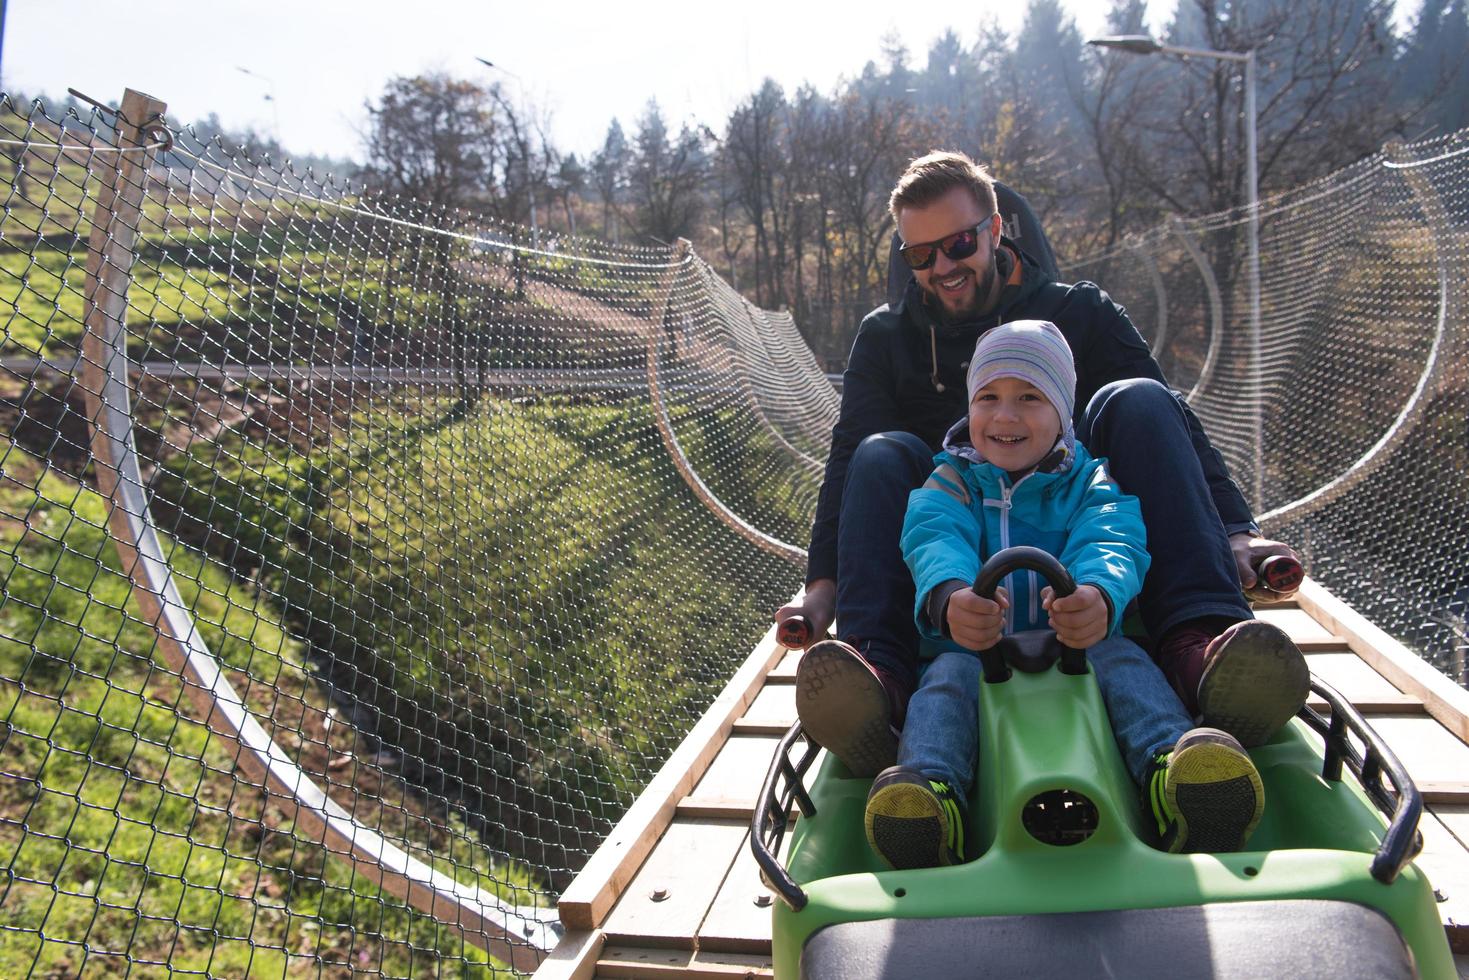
top-left (924, 264), bottom-right (999, 326)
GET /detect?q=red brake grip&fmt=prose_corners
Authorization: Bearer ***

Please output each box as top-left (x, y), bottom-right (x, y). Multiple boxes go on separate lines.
top-left (1257, 555), bottom-right (1305, 595)
top-left (777, 617), bottom-right (812, 649)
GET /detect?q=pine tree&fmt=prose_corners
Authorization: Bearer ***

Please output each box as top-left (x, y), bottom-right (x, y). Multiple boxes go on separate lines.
top-left (590, 121), bottom-right (629, 241)
top-left (1400, 0), bottom-right (1469, 135)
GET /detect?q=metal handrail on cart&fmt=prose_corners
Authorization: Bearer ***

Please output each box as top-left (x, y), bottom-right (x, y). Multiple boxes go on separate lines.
top-left (751, 722), bottom-right (822, 911)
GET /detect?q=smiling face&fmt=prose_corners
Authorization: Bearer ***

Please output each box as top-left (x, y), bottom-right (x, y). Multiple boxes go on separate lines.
top-left (968, 375), bottom-right (1063, 475)
top-left (897, 186), bottom-right (1002, 323)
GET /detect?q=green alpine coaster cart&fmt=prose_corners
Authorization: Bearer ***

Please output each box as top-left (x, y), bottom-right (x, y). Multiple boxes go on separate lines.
top-left (753, 547), bottom-right (1456, 978)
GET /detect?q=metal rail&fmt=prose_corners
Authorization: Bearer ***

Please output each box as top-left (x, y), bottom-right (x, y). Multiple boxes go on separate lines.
top-left (1259, 146), bottom-right (1459, 526)
top-left (1298, 677), bottom-right (1423, 883)
top-left (645, 241), bottom-right (808, 567)
top-left (750, 721), bottom-right (820, 911)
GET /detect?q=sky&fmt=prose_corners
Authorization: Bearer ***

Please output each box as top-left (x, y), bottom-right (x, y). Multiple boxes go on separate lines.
top-left (2, 1), bottom-right (1419, 165)
top-left (1, 0), bottom-right (1168, 164)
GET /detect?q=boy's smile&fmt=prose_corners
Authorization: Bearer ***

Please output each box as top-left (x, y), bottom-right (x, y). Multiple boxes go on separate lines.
top-left (968, 375), bottom-right (1062, 474)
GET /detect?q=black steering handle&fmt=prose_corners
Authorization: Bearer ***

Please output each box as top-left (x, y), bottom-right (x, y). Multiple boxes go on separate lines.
top-left (972, 546), bottom-right (1086, 677)
top-left (973, 545), bottom-right (1077, 600)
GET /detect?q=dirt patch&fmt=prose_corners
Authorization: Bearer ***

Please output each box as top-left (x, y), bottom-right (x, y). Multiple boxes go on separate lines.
top-left (0, 373), bottom-right (96, 480)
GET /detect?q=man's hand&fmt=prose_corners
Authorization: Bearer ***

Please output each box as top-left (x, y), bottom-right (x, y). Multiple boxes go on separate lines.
top-left (1230, 533), bottom-right (1302, 602)
top-left (1042, 584), bottom-right (1109, 649)
top-left (774, 578), bottom-right (835, 648)
top-left (947, 586), bottom-right (1009, 652)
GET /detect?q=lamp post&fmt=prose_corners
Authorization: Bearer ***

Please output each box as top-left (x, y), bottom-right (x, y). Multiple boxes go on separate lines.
top-left (475, 57), bottom-right (539, 247)
top-left (1088, 34), bottom-right (1262, 511)
top-left (234, 65), bottom-right (281, 140)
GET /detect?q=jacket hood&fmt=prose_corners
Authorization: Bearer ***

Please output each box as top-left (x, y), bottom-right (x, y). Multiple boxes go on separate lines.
top-left (941, 414), bottom-right (1076, 476)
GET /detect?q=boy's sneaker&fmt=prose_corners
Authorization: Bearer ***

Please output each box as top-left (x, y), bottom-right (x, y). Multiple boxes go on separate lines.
top-left (795, 640), bottom-right (899, 777)
top-left (1146, 727), bottom-right (1265, 853)
top-left (864, 765), bottom-right (966, 869)
top-left (1160, 619), bottom-right (1309, 748)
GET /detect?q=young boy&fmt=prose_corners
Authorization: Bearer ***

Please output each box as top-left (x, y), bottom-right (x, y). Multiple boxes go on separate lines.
top-left (864, 319), bottom-right (1264, 869)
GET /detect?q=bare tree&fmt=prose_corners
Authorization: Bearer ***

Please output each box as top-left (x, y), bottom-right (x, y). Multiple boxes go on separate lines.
top-left (983, 0), bottom-right (1092, 232)
top-left (723, 80), bottom-right (791, 308)
top-left (1072, 0), bottom-right (1165, 255)
top-left (552, 154), bottom-right (585, 235)
top-left (1097, 0), bottom-right (1405, 221)
top-left (1398, 0), bottom-right (1469, 135)
top-left (818, 89), bottom-right (920, 309)
top-left (783, 85), bottom-right (828, 322)
top-left (487, 86), bottom-right (558, 228)
top-left (709, 134), bottom-right (751, 290)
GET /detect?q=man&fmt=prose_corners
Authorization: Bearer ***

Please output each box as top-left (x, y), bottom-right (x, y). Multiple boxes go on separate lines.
top-left (778, 151), bottom-right (1307, 777)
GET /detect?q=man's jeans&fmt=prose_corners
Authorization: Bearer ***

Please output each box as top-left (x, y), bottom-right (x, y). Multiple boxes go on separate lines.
top-left (834, 378), bottom-right (1252, 696)
top-left (834, 431), bottom-right (934, 693)
top-left (1077, 379), bottom-right (1252, 640)
top-left (898, 637), bottom-right (1194, 808)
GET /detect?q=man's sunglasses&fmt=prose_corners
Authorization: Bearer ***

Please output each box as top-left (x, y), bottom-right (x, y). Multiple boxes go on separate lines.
top-left (898, 220), bottom-right (995, 270)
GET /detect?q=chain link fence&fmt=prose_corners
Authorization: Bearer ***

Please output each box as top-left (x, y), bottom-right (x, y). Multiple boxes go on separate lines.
top-left (0, 84), bottom-right (1466, 977)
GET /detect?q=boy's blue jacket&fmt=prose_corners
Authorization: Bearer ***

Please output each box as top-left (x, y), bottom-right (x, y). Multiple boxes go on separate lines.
top-left (901, 417), bottom-right (1150, 657)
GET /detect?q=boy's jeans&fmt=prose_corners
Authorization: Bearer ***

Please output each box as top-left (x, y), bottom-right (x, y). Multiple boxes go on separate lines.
top-left (897, 636), bottom-right (1195, 809)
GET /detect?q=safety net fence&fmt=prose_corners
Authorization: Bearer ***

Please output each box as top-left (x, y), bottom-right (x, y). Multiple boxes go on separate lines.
top-left (0, 88), bottom-right (833, 975)
top-left (1063, 129), bottom-right (1469, 688)
top-left (0, 86), bottom-right (1464, 977)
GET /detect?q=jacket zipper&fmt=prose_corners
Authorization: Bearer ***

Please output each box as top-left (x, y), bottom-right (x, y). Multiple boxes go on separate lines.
top-left (983, 472), bottom-right (1035, 635)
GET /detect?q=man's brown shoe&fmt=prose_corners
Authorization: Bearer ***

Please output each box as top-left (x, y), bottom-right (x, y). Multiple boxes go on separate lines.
top-left (1196, 620), bottom-right (1309, 748)
top-left (795, 640), bottom-right (899, 777)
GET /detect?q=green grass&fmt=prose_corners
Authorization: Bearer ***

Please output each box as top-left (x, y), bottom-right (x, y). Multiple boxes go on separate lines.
top-left (1, 117), bottom-right (640, 373)
top-left (0, 444), bottom-right (534, 976)
top-left (0, 198), bottom-right (623, 371)
top-left (150, 389), bottom-right (806, 864)
top-left (0, 244), bottom-right (87, 357)
top-left (0, 119), bottom-right (391, 363)
top-left (0, 223), bottom-right (368, 361)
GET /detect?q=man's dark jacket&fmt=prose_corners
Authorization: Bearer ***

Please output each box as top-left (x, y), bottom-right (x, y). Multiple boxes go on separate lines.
top-left (805, 241), bottom-right (1254, 584)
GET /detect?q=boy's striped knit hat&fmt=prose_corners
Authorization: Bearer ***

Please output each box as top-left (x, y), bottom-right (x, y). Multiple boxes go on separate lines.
top-left (966, 320), bottom-right (1076, 428)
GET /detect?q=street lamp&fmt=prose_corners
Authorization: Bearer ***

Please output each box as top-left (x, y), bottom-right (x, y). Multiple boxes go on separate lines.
top-left (1088, 34), bottom-right (1262, 510)
top-left (235, 65), bottom-right (281, 140)
top-left (475, 56), bottom-right (539, 247)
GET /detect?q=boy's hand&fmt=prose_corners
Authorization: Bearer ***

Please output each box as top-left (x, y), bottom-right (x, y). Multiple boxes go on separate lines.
top-left (1042, 584), bottom-right (1109, 649)
top-left (947, 586), bottom-right (1009, 651)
